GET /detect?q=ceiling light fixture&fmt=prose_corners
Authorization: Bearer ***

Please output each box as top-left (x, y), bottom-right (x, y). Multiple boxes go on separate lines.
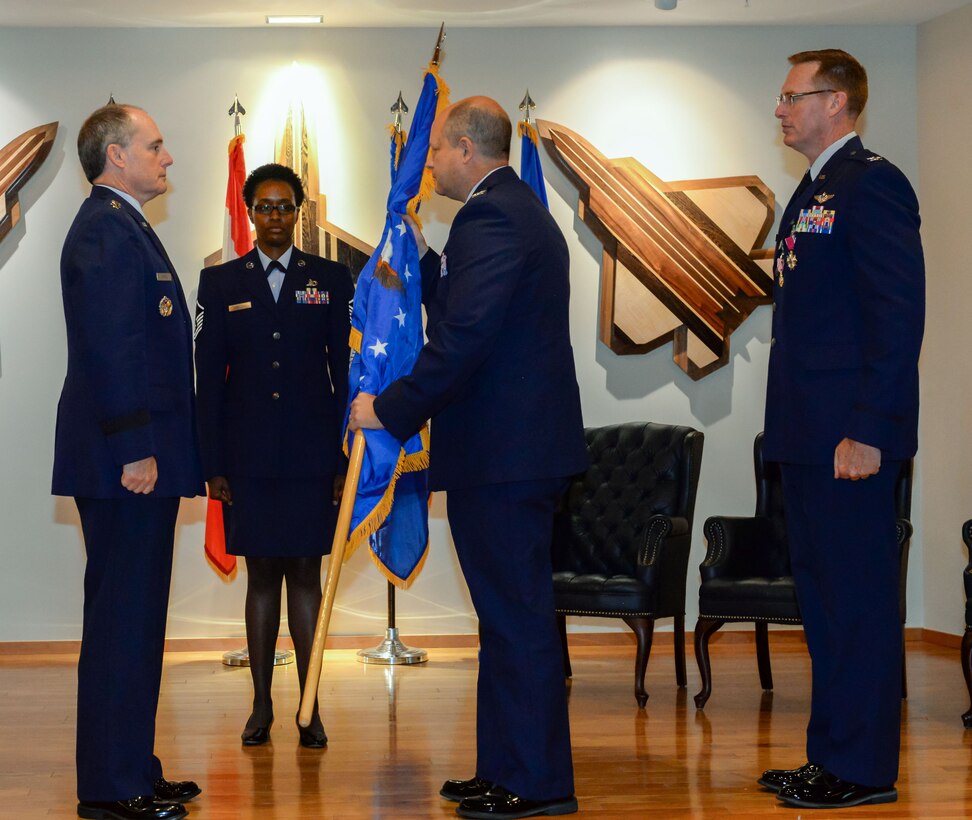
top-left (266, 15), bottom-right (324, 25)
top-left (654, 0), bottom-right (677, 9)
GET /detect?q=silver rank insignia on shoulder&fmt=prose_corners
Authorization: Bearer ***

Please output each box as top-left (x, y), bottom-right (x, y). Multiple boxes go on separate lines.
top-left (867, 155), bottom-right (884, 162)
top-left (110, 200), bottom-right (121, 209)
top-left (297, 259), bottom-right (306, 267)
top-left (245, 261), bottom-right (255, 269)
top-left (159, 296), bottom-right (173, 317)
top-left (140, 221), bottom-right (148, 228)
top-left (470, 190), bottom-right (486, 199)
top-left (814, 193), bottom-right (835, 204)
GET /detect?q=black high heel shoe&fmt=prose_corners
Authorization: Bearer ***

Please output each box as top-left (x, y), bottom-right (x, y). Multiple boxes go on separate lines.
top-left (241, 716), bottom-right (273, 746)
top-left (296, 717), bottom-right (328, 749)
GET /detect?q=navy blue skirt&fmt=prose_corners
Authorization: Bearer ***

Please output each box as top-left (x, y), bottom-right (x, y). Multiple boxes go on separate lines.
top-left (223, 476), bottom-right (337, 557)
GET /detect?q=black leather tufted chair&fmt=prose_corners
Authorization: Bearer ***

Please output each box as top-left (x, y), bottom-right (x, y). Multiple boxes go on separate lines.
top-left (960, 520), bottom-right (972, 728)
top-left (551, 422), bottom-right (704, 708)
top-left (693, 433), bottom-right (913, 709)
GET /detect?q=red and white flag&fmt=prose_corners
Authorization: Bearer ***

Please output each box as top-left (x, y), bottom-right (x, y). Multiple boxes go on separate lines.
top-left (204, 134), bottom-right (254, 577)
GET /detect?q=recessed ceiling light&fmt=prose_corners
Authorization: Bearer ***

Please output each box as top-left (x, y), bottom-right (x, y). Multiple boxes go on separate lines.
top-left (266, 15), bottom-right (324, 25)
top-left (655, 0), bottom-right (677, 9)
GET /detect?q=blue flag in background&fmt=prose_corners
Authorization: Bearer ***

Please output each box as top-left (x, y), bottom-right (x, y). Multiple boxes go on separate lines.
top-left (519, 120), bottom-right (548, 208)
top-left (344, 63), bottom-right (449, 588)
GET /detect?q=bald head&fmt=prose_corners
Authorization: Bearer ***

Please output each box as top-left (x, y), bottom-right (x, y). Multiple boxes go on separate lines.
top-left (426, 96), bottom-right (511, 203)
top-left (441, 96), bottom-right (512, 160)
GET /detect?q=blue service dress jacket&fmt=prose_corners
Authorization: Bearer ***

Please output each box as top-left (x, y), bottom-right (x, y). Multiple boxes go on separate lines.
top-left (762, 136), bottom-right (925, 464)
top-left (374, 165), bottom-right (587, 490)
top-left (52, 185), bottom-right (204, 499)
top-left (194, 246), bottom-right (353, 483)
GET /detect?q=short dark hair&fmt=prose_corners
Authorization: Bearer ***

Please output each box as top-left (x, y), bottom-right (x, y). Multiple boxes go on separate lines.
top-left (77, 104), bottom-right (140, 183)
top-left (443, 100), bottom-right (511, 160)
top-left (242, 163), bottom-right (305, 208)
top-left (789, 49), bottom-right (868, 117)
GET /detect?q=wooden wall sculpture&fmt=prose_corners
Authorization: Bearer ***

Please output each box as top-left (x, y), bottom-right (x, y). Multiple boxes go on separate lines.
top-left (536, 119), bottom-right (775, 380)
top-left (0, 122), bottom-right (58, 246)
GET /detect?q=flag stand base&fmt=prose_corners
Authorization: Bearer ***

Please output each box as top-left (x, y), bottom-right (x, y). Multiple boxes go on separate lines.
top-left (222, 647), bottom-right (295, 667)
top-left (356, 627), bottom-right (428, 665)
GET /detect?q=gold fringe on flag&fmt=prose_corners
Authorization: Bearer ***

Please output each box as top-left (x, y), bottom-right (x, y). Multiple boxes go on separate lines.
top-left (406, 62), bottom-right (451, 230)
top-left (518, 120), bottom-right (540, 146)
top-left (341, 424), bottom-right (431, 589)
top-left (387, 124), bottom-right (408, 172)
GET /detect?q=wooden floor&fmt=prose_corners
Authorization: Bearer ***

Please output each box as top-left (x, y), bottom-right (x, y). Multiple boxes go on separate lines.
top-left (1, 637), bottom-right (971, 818)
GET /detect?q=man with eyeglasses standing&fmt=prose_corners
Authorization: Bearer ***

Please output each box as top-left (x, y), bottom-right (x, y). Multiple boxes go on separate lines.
top-left (194, 163), bottom-right (353, 748)
top-left (757, 50), bottom-right (924, 809)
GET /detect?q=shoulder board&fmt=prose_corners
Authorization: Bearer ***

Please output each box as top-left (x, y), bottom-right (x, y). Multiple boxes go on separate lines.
top-left (847, 148), bottom-right (885, 164)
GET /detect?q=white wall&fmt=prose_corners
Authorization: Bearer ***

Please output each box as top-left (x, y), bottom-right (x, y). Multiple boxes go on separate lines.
top-left (0, 24), bottom-right (926, 641)
top-left (917, 4), bottom-right (972, 636)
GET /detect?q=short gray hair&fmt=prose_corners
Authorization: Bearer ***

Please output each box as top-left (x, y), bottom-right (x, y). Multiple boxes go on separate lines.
top-left (77, 104), bottom-right (142, 182)
top-left (443, 100), bottom-right (511, 160)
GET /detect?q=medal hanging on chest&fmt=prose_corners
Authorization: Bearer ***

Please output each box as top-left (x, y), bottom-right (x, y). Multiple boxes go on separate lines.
top-left (776, 233), bottom-right (797, 287)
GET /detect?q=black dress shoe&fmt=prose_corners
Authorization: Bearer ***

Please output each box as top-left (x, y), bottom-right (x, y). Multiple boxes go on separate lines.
top-left (297, 722), bottom-right (328, 749)
top-left (457, 785), bottom-right (578, 818)
top-left (440, 775), bottom-right (493, 802)
top-left (757, 762), bottom-right (822, 792)
top-left (77, 795), bottom-right (187, 820)
top-left (153, 778), bottom-right (201, 803)
top-left (241, 718), bottom-right (273, 746)
top-left (776, 770), bottom-right (897, 809)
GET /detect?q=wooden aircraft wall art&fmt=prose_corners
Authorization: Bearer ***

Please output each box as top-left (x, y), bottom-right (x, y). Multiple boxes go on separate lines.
top-left (536, 120), bottom-right (775, 380)
top-left (0, 122), bottom-right (58, 246)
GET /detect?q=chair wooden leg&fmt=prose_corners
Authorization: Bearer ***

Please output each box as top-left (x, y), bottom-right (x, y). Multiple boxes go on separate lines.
top-left (962, 629), bottom-right (972, 728)
top-left (693, 617), bottom-right (724, 709)
top-left (557, 613), bottom-right (571, 679)
top-left (755, 621), bottom-right (773, 691)
top-left (674, 613), bottom-right (687, 688)
top-left (623, 616), bottom-right (654, 709)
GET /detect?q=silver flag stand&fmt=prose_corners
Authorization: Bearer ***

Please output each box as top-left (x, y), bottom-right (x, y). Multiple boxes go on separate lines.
top-left (222, 647), bottom-right (294, 667)
top-left (357, 582), bottom-right (428, 665)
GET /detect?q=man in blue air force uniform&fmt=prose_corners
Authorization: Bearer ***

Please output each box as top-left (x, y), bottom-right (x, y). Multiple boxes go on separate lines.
top-left (53, 104), bottom-right (204, 820)
top-left (757, 50), bottom-right (924, 810)
top-left (349, 96), bottom-right (587, 819)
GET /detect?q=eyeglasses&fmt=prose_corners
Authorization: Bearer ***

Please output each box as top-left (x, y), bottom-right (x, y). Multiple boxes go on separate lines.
top-left (251, 202), bottom-right (297, 214)
top-left (775, 89), bottom-right (836, 107)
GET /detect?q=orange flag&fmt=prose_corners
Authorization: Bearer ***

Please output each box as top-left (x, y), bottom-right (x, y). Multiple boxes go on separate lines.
top-left (204, 134), bottom-right (254, 577)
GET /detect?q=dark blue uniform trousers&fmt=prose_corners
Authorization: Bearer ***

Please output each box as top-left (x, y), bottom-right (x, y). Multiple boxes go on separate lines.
top-left (74, 495), bottom-right (180, 801)
top-left (446, 478), bottom-right (574, 801)
top-left (780, 463), bottom-right (902, 787)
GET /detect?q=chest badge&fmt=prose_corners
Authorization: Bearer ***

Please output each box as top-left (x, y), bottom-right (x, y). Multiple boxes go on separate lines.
top-left (159, 296), bottom-right (173, 317)
top-left (814, 192), bottom-right (835, 204)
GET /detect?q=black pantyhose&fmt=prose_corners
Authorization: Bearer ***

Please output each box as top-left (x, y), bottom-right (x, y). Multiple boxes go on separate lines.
top-left (243, 555), bottom-right (324, 735)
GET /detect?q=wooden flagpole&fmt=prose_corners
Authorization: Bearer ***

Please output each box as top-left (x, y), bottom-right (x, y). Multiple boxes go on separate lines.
top-left (298, 431), bottom-right (367, 727)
